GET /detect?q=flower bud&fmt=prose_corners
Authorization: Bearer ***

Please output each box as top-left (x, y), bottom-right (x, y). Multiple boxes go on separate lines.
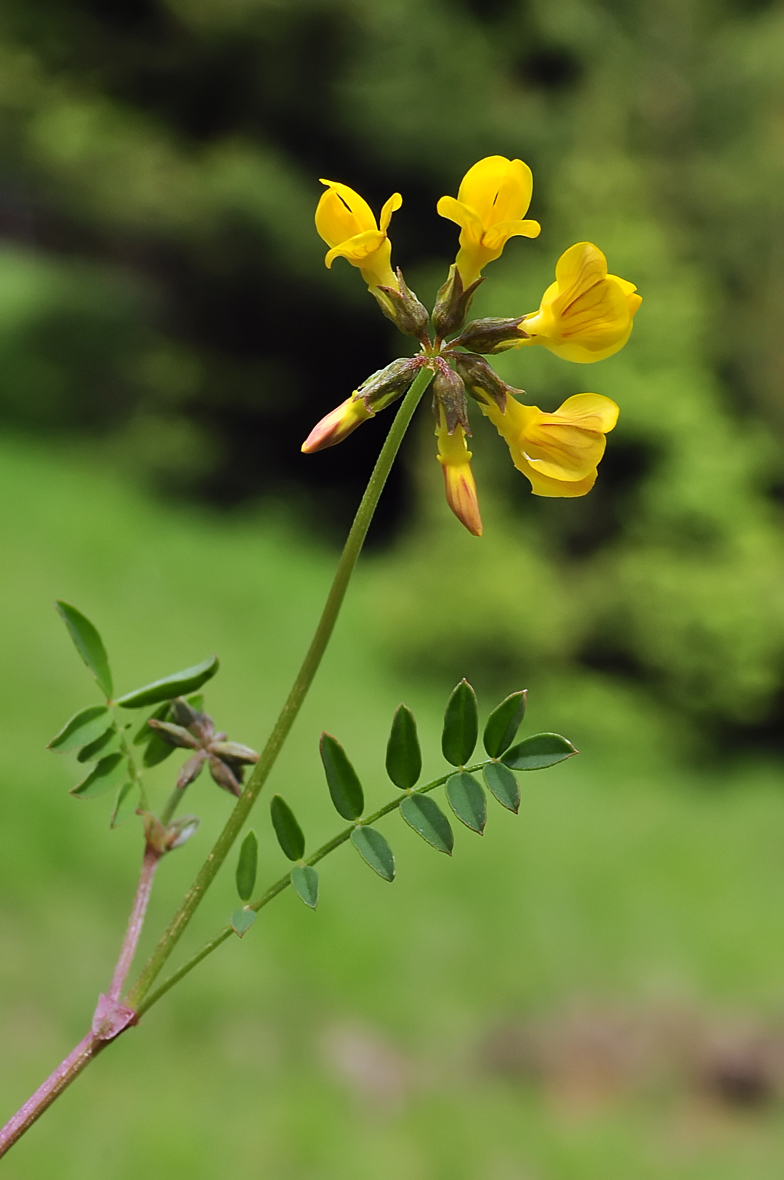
top-left (435, 409), bottom-right (483, 537)
top-left (432, 264), bottom-right (484, 340)
top-left (301, 357), bottom-right (421, 453)
top-left (449, 352), bottom-right (514, 412)
top-left (300, 397), bottom-right (374, 453)
top-left (357, 356), bottom-right (422, 407)
top-left (208, 754), bottom-right (243, 797)
top-left (177, 750), bottom-right (206, 789)
top-left (432, 359), bottom-right (470, 436)
top-left (375, 268), bottom-right (430, 340)
top-left (209, 740), bottom-right (259, 764)
top-left (452, 317), bottom-right (529, 354)
top-left (147, 719), bottom-right (201, 749)
top-left (166, 815), bottom-right (200, 850)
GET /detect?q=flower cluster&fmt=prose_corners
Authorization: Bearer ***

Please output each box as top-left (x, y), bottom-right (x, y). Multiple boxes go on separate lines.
top-left (304, 156), bottom-right (641, 536)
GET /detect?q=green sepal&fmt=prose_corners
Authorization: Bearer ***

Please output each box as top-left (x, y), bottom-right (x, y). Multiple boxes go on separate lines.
top-left (55, 601), bottom-right (113, 698)
top-left (483, 761), bottom-right (520, 813)
top-left (351, 826), bottom-right (395, 881)
top-left (483, 690), bottom-right (527, 758)
top-left (270, 795), bottom-right (305, 861)
top-left (110, 781), bottom-right (138, 828)
top-left (115, 655), bottom-right (219, 709)
top-left (47, 704), bottom-right (113, 753)
top-left (442, 680), bottom-right (478, 766)
top-left (385, 704), bottom-right (421, 790)
top-left (235, 830), bottom-right (258, 901)
top-left (77, 725), bottom-right (121, 763)
top-left (399, 794), bottom-right (453, 855)
top-left (501, 732), bottom-right (578, 771)
top-left (446, 771), bottom-right (487, 834)
top-left (71, 753), bottom-right (128, 799)
top-left (319, 733), bottom-right (364, 820)
top-left (291, 865), bottom-right (319, 909)
top-left (231, 908), bottom-right (256, 938)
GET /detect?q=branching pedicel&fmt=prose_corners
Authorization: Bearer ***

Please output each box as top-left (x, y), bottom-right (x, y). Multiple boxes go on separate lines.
top-left (0, 155), bottom-right (640, 1157)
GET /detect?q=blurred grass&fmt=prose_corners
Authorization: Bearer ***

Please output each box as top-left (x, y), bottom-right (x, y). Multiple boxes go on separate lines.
top-left (2, 436), bottom-right (784, 1178)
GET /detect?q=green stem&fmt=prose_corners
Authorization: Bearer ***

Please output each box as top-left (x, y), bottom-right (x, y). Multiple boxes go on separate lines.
top-left (135, 760), bottom-right (485, 1017)
top-left (125, 364), bottom-right (435, 1009)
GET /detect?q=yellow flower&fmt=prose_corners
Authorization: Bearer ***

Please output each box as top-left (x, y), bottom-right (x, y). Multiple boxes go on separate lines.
top-left (315, 179), bottom-right (402, 292)
top-left (480, 392), bottom-right (619, 497)
top-left (301, 396), bottom-right (374, 453)
top-left (437, 156), bottom-right (541, 288)
top-left (517, 242), bottom-right (641, 363)
top-left (436, 410), bottom-right (483, 536)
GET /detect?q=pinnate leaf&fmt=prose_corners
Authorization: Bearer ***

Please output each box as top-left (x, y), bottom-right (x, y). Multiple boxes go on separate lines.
top-left (483, 761), bottom-right (520, 813)
top-left (319, 733), bottom-right (364, 820)
top-left (442, 680), bottom-right (478, 766)
top-left (291, 865), bottom-right (319, 908)
top-left (77, 726), bottom-right (121, 763)
top-left (400, 795), bottom-right (453, 855)
top-left (351, 826), bottom-right (395, 881)
top-left (446, 771), bottom-right (487, 834)
top-left (235, 830), bottom-right (258, 901)
top-left (55, 601), bottom-right (113, 698)
top-left (48, 704), bottom-right (112, 752)
top-left (115, 655), bottom-right (219, 709)
top-left (483, 690), bottom-right (527, 758)
top-left (71, 753), bottom-right (128, 799)
top-left (270, 795), bottom-right (305, 861)
top-left (502, 732), bottom-right (577, 771)
top-left (231, 908), bottom-right (256, 938)
top-left (386, 704), bottom-right (421, 789)
top-left (110, 781), bottom-right (138, 828)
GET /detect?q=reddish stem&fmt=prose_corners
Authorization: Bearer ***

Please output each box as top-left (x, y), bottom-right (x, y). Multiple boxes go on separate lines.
top-left (109, 846), bottom-right (160, 1001)
top-left (0, 1031), bottom-right (103, 1155)
top-left (0, 844), bottom-right (158, 1158)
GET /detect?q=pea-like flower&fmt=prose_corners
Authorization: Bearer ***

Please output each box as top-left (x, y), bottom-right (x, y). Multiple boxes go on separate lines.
top-left (517, 242), bottom-right (641, 363)
top-left (437, 156), bottom-right (541, 287)
top-left (306, 158), bottom-right (640, 538)
top-left (479, 392), bottom-right (619, 497)
top-left (315, 179), bottom-right (402, 293)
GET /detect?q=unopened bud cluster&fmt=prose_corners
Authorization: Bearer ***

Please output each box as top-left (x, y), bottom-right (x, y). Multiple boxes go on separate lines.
top-left (149, 697), bottom-right (259, 798)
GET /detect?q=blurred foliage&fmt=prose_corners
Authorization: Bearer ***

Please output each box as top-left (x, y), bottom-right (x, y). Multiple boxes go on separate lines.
top-left (5, 438), bottom-right (784, 1178)
top-left (0, 0), bottom-right (783, 745)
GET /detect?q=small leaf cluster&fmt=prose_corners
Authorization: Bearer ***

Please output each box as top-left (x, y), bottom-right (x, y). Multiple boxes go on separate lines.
top-left (48, 600), bottom-right (223, 831)
top-left (231, 680), bottom-right (576, 930)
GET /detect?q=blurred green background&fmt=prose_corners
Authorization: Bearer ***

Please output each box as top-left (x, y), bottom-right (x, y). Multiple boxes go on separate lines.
top-left (2, 0), bottom-right (784, 1175)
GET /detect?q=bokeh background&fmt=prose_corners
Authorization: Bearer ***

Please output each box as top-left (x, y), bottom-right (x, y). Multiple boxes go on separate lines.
top-left (2, 0), bottom-right (784, 1176)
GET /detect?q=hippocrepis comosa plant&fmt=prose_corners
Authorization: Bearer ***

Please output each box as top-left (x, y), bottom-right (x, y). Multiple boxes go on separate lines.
top-left (0, 155), bottom-right (640, 1156)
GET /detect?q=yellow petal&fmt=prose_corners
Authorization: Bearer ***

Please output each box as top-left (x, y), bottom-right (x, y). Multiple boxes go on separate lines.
top-left (552, 242), bottom-right (608, 314)
top-left (324, 229), bottom-right (386, 268)
top-left (379, 192), bottom-right (402, 233)
top-left (456, 156), bottom-right (527, 226)
top-left (315, 188), bottom-right (360, 249)
top-left (538, 323), bottom-right (634, 363)
top-left (436, 195), bottom-right (484, 241)
top-left (558, 276), bottom-right (630, 342)
top-left (318, 179), bottom-right (377, 237)
top-left (523, 464), bottom-right (598, 498)
top-left (482, 218), bottom-right (541, 250)
top-left (548, 392), bottom-right (620, 432)
top-left (522, 421), bottom-right (607, 481)
top-left (490, 158), bottom-right (533, 223)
